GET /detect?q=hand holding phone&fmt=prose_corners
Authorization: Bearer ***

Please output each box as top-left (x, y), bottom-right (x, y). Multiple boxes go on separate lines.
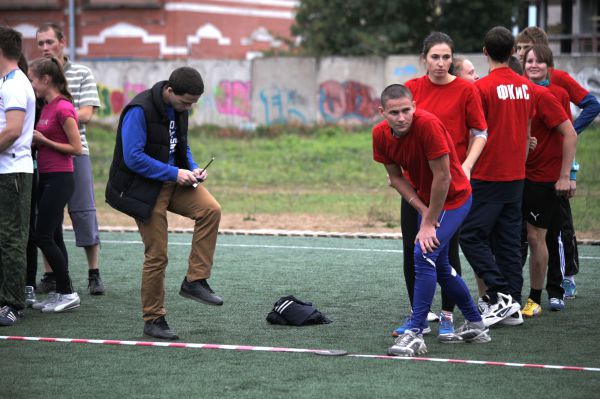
top-left (192, 157), bottom-right (214, 187)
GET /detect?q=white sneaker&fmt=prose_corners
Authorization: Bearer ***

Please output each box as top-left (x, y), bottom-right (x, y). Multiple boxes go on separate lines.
top-left (481, 293), bottom-right (520, 327)
top-left (427, 311), bottom-right (439, 322)
top-left (41, 293), bottom-right (80, 313)
top-left (388, 329), bottom-right (427, 357)
top-left (499, 309), bottom-right (524, 326)
top-left (32, 292), bottom-right (58, 310)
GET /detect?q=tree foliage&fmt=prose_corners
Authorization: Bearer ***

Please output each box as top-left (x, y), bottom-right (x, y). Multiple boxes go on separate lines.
top-left (292, 0), bottom-right (523, 56)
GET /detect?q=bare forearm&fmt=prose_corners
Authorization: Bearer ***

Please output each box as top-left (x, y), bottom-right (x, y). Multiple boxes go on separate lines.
top-left (425, 173), bottom-right (450, 225)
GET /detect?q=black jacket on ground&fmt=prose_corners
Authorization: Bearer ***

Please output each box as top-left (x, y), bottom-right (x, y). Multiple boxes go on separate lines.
top-left (105, 81), bottom-right (190, 222)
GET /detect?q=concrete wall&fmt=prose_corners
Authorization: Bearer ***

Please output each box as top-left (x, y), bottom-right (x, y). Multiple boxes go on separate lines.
top-left (88, 54), bottom-right (600, 128)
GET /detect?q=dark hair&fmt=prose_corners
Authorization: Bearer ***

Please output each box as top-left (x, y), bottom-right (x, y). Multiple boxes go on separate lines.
top-left (167, 67), bottom-right (204, 96)
top-left (29, 57), bottom-right (73, 102)
top-left (37, 22), bottom-right (64, 41)
top-left (0, 26), bottom-right (23, 61)
top-left (507, 56), bottom-right (523, 75)
top-left (484, 26), bottom-right (515, 63)
top-left (380, 84), bottom-right (413, 108)
top-left (18, 53), bottom-right (28, 74)
top-left (421, 31), bottom-right (455, 57)
top-left (523, 44), bottom-right (554, 71)
top-left (515, 26), bottom-right (548, 46)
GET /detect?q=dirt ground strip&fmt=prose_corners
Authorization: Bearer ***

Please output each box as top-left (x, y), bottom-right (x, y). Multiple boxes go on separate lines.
top-left (76, 210), bottom-right (600, 242)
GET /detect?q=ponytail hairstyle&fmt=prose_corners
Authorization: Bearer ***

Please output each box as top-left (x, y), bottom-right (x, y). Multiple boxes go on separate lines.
top-left (29, 57), bottom-right (73, 103)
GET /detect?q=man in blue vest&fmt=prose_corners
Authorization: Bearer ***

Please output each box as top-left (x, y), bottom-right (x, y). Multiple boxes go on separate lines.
top-left (106, 67), bottom-right (223, 340)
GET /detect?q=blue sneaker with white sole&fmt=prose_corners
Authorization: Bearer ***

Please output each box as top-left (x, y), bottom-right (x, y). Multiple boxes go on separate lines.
top-left (392, 315), bottom-right (431, 337)
top-left (437, 312), bottom-right (455, 342)
top-left (562, 279), bottom-right (577, 299)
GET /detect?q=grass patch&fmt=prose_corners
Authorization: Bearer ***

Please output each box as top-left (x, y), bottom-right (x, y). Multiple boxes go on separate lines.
top-left (87, 123), bottom-right (600, 234)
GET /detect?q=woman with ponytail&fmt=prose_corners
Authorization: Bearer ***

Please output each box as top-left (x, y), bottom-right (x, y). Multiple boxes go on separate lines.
top-left (28, 57), bottom-right (82, 313)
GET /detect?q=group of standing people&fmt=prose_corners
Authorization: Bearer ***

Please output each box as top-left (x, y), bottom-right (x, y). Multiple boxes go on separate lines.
top-left (0, 23), bottom-right (104, 325)
top-left (374, 25), bottom-right (599, 357)
top-left (0, 22), bottom-right (227, 340)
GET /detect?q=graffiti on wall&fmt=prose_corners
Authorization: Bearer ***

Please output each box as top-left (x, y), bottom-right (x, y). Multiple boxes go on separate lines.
top-left (97, 82), bottom-right (147, 117)
top-left (319, 80), bottom-right (380, 123)
top-left (214, 80), bottom-right (251, 118)
top-left (259, 87), bottom-right (308, 125)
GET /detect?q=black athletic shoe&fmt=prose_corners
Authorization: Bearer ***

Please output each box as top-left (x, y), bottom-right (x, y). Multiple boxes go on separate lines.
top-left (88, 275), bottom-right (106, 295)
top-left (0, 305), bottom-right (24, 326)
top-left (143, 316), bottom-right (179, 340)
top-left (179, 278), bottom-right (223, 306)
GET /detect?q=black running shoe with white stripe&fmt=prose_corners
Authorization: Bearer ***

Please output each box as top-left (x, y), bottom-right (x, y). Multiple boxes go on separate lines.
top-left (0, 305), bottom-right (23, 326)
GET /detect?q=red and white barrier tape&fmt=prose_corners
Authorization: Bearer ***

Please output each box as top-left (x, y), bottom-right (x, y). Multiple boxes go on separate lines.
top-left (2, 335), bottom-right (599, 372)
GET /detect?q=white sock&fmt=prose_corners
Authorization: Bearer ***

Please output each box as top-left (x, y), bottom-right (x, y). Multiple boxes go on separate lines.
top-left (564, 276), bottom-right (575, 284)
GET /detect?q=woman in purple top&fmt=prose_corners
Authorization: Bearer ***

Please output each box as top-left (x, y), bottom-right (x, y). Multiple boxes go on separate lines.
top-left (28, 57), bottom-right (82, 313)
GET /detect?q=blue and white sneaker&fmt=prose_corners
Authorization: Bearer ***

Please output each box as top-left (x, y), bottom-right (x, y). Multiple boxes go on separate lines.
top-left (562, 279), bottom-right (577, 299)
top-left (437, 312), bottom-right (455, 342)
top-left (549, 297), bottom-right (565, 311)
top-left (392, 316), bottom-right (431, 337)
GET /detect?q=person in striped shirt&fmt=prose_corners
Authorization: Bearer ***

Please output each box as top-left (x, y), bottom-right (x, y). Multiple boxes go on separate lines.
top-left (35, 23), bottom-right (105, 295)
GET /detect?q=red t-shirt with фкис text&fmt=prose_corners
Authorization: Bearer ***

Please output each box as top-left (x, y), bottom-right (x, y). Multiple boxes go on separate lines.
top-left (473, 67), bottom-right (536, 181)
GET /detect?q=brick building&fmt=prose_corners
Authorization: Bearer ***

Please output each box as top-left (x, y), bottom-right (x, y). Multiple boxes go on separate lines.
top-left (1, 0), bottom-right (298, 61)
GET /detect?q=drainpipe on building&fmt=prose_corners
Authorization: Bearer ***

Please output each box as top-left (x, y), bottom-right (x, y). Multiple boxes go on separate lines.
top-left (68, 0), bottom-right (76, 61)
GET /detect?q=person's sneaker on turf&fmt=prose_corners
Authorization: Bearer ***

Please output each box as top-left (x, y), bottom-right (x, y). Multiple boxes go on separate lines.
top-left (477, 296), bottom-right (489, 314)
top-left (480, 292), bottom-right (520, 327)
top-left (440, 320), bottom-right (491, 344)
top-left (36, 274), bottom-right (56, 294)
top-left (427, 311), bottom-right (439, 322)
top-left (499, 309), bottom-right (524, 326)
top-left (144, 316), bottom-right (179, 340)
top-left (32, 292), bottom-right (58, 310)
top-left (0, 306), bottom-right (24, 326)
top-left (522, 298), bottom-right (542, 317)
top-left (387, 328), bottom-right (427, 357)
top-left (41, 293), bottom-right (81, 313)
top-left (562, 279), bottom-right (577, 299)
top-left (88, 274), bottom-right (106, 295)
top-left (437, 312), bottom-right (455, 342)
top-left (25, 286), bottom-right (36, 308)
top-left (392, 315), bottom-right (431, 337)
top-left (179, 278), bottom-right (223, 306)
top-left (549, 297), bottom-right (565, 311)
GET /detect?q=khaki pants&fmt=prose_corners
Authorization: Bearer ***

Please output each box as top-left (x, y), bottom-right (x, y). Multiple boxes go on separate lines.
top-left (136, 182), bottom-right (221, 321)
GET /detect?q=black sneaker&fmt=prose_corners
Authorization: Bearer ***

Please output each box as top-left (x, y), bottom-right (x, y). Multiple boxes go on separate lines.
top-left (179, 278), bottom-right (223, 306)
top-left (0, 305), bottom-right (24, 326)
top-left (88, 275), bottom-right (106, 295)
top-left (143, 316), bottom-right (179, 340)
top-left (37, 275), bottom-right (56, 294)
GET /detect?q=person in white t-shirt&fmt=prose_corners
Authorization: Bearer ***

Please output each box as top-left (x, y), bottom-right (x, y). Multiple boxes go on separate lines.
top-left (0, 26), bottom-right (36, 326)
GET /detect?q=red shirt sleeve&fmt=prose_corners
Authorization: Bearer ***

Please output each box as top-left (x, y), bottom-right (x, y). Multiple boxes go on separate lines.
top-left (550, 69), bottom-right (589, 105)
top-left (537, 90), bottom-right (569, 130)
top-left (422, 118), bottom-right (450, 161)
top-left (465, 84), bottom-right (487, 131)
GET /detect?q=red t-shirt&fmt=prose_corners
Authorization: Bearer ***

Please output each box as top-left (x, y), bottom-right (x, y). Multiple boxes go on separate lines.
top-left (36, 96), bottom-right (78, 173)
top-left (372, 108), bottom-right (471, 210)
top-left (473, 67), bottom-right (535, 181)
top-left (527, 84), bottom-right (570, 182)
top-left (405, 76), bottom-right (487, 162)
top-left (550, 68), bottom-right (588, 105)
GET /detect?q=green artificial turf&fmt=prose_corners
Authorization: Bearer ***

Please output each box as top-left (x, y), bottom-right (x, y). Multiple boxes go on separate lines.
top-left (2, 232), bottom-right (600, 398)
